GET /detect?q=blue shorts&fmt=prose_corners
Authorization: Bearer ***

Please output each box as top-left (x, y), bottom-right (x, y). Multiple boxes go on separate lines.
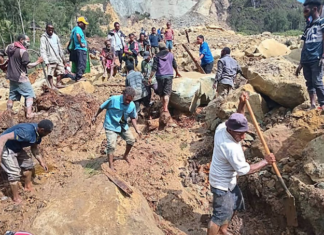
top-left (166, 40), bottom-right (173, 50)
top-left (211, 185), bottom-right (245, 226)
top-left (9, 80), bottom-right (35, 101)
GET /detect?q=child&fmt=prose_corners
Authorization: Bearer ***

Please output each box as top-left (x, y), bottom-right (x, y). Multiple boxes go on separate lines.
top-left (100, 40), bottom-right (117, 79)
top-left (164, 22), bottom-right (174, 52)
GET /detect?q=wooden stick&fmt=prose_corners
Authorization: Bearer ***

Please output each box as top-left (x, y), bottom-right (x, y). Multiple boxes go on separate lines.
top-left (182, 44), bottom-right (206, 74)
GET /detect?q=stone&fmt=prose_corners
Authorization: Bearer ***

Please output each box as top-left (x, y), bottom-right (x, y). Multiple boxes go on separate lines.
top-left (59, 81), bottom-right (95, 95)
top-left (206, 25), bottom-right (224, 31)
top-left (303, 135), bottom-right (324, 183)
top-left (261, 31), bottom-right (272, 37)
top-left (205, 84), bottom-right (268, 130)
top-left (251, 124), bottom-right (317, 161)
top-left (285, 48), bottom-right (302, 64)
top-left (169, 72), bottom-right (215, 112)
top-left (211, 49), bottom-right (222, 61)
top-left (194, 0), bottom-right (212, 16)
top-left (244, 46), bottom-right (257, 57)
top-left (242, 67), bottom-right (308, 108)
top-left (256, 39), bottom-right (290, 58)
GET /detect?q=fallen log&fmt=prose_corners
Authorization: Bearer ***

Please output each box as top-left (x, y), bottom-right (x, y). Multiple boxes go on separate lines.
top-left (182, 44), bottom-right (206, 74)
top-left (101, 163), bottom-right (133, 197)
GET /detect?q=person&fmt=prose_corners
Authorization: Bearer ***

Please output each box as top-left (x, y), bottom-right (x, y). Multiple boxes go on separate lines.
top-left (149, 42), bottom-right (181, 113)
top-left (62, 62), bottom-right (76, 80)
top-left (208, 92), bottom-right (276, 235)
top-left (108, 22), bottom-right (126, 71)
top-left (141, 51), bottom-right (158, 108)
top-left (195, 35), bottom-right (214, 74)
top-left (40, 23), bottom-right (66, 89)
top-left (138, 33), bottom-right (150, 57)
top-left (123, 33), bottom-right (139, 67)
top-left (92, 87), bottom-right (142, 170)
top-left (100, 40), bottom-right (116, 79)
top-left (296, 0), bottom-right (324, 110)
top-left (164, 22), bottom-right (174, 52)
top-left (125, 63), bottom-right (148, 113)
top-left (0, 120), bottom-right (54, 204)
top-left (0, 49), bottom-right (8, 72)
top-left (149, 27), bottom-right (162, 56)
top-left (213, 47), bottom-right (246, 97)
top-left (70, 16), bottom-right (89, 82)
top-left (5, 34), bottom-right (43, 118)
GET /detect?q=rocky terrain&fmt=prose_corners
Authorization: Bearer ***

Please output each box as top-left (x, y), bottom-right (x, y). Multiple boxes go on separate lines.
top-left (0, 19), bottom-right (324, 235)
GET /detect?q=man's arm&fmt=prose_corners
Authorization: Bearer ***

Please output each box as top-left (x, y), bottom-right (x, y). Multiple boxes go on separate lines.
top-left (237, 64), bottom-right (247, 79)
top-left (172, 57), bottom-right (181, 77)
top-left (149, 56), bottom-right (158, 79)
top-left (247, 153), bottom-right (276, 174)
top-left (0, 132), bottom-right (15, 161)
top-left (215, 60), bottom-right (223, 83)
top-left (237, 92), bottom-right (248, 114)
top-left (131, 118), bottom-right (141, 136)
top-left (31, 144), bottom-right (48, 171)
top-left (92, 107), bottom-right (104, 124)
top-left (39, 37), bottom-right (49, 65)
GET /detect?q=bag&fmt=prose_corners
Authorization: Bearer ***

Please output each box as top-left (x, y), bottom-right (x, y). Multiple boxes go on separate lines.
top-left (67, 30), bottom-right (77, 62)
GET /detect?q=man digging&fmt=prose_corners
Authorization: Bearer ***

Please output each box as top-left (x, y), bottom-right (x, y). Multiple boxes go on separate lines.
top-left (208, 92), bottom-right (276, 235)
top-left (0, 120), bottom-right (53, 204)
top-left (92, 87), bottom-right (142, 170)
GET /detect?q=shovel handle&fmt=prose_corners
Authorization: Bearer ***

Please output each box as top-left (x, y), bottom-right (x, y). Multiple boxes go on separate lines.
top-left (245, 100), bottom-right (293, 198)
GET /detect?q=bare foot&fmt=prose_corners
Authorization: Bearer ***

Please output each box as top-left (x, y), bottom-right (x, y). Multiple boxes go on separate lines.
top-left (56, 83), bottom-right (66, 89)
top-left (13, 197), bottom-right (22, 204)
top-left (26, 113), bottom-right (37, 119)
top-left (24, 186), bottom-right (34, 193)
top-left (123, 157), bottom-right (130, 164)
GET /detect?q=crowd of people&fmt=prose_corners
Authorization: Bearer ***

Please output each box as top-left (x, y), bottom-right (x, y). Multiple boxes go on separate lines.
top-left (2, 1), bottom-right (323, 233)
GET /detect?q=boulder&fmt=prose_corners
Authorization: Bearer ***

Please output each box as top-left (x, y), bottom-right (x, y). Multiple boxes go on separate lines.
top-left (211, 49), bottom-right (222, 61)
top-left (244, 46), bottom-right (257, 57)
top-left (206, 25), bottom-right (224, 31)
top-left (251, 124), bottom-right (317, 161)
top-left (261, 31), bottom-right (272, 37)
top-left (242, 67), bottom-right (308, 108)
top-left (59, 81), bottom-right (95, 95)
top-left (303, 135), bottom-right (324, 183)
top-left (194, 0), bottom-right (213, 16)
top-left (31, 174), bottom-right (163, 235)
top-left (169, 72), bottom-right (215, 112)
top-left (205, 84), bottom-right (268, 130)
top-left (256, 39), bottom-right (290, 58)
top-left (285, 48), bottom-right (301, 64)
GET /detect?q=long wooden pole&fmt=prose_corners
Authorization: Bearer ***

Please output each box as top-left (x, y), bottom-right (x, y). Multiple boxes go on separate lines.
top-left (182, 44), bottom-right (206, 74)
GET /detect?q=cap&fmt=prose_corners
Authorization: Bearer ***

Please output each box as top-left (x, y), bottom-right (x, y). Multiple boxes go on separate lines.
top-left (158, 42), bottom-right (167, 50)
top-left (143, 51), bottom-right (150, 59)
top-left (303, 0), bottom-right (322, 6)
top-left (77, 16), bottom-right (89, 25)
top-left (225, 113), bottom-right (249, 133)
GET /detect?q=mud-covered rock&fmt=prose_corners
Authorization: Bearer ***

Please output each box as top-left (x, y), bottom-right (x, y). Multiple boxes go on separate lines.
top-left (60, 81), bottom-right (95, 95)
top-left (256, 39), bottom-right (290, 58)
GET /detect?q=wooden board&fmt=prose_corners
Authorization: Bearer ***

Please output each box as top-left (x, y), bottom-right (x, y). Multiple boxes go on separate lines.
top-left (101, 163), bottom-right (133, 197)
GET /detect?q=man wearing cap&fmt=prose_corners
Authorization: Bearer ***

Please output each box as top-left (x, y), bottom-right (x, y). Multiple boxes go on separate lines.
top-left (213, 47), bottom-right (246, 97)
top-left (70, 16), bottom-right (89, 81)
top-left (208, 93), bottom-right (276, 235)
top-left (0, 120), bottom-right (54, 204)
top-left (149, 42), bottom-right (181, 113)
top-left (295, 0), bottom-right (324, 110)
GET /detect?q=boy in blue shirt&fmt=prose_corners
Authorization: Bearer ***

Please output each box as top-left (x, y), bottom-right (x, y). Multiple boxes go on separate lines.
top-left (296, 0), bottom-right (324, 110)
top-left (195, 35), bottom-right (214, 74)
top-left (92, 87), bottom-right (142, 170)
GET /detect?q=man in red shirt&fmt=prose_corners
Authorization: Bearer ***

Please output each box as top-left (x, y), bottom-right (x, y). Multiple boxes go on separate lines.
top-left (164, 22), bottom-right (174, 52)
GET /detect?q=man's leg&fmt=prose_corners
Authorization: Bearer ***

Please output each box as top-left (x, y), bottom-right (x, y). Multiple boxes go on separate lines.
top-left (18, 150), bottom-right (34, 191)
top-left (162, 78), bottom-right (172, 112)
top-left (312, 62), bottom-right (324, 109)
top-left (105, 129), bottom-right (118, 170)
top-left (120, 128), bottom-right (135, 163)
top-left (102, 58), bottom-right (107, 78)
top-left (47, 75), bottom-right (55, 88)
top-left (25, 97), bottom-right (34, 118)
top-left (303, 63), bottom-right (317, 108)
top-left (76, 50), bottom-right (87, 81)
top-left (163, 95), bottom-right (170, 112)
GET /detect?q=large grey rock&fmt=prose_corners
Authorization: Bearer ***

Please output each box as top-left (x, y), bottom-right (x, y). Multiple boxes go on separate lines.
top-left (170, 72), bottom-right (215, 112)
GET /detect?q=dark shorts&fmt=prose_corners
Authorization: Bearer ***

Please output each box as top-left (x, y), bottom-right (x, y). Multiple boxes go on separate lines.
top-left (201, 62), bottom-right (214, 74)
top-left (157, 77), bottom-right (173, 97)
top-left (211, 185), bottom-right (245, 226)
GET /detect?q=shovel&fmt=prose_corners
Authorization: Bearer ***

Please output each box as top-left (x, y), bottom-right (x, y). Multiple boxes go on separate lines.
top-left (245, 99), bottom-right (298, 227)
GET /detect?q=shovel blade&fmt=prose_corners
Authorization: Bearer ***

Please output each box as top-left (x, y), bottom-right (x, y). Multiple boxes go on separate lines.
top-left (284, 196), bottom-right (298, 227)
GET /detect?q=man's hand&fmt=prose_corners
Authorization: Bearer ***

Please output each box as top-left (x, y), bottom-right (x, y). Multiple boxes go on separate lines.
top-left (37, 57), bottom-right (44, 64)
top-left (81, 43), bottom-right (86, 48)
top-left (136, 130), bottom-right (142, 137)
top-left (319, 58), bottom-right (324, 67)
top-left (148, 78), bottom-right (152, 85)
top-left (239, 92), bottom-right (249, 103)
top-left (264, 153), bottom-right (276, 165)
top-left (40, 160), bottom-right (48, 172)
top-left (175, 73), bottom-right (181, 78)
top-left (92, 116), bottom-right (97, 125)
top-left (213, 83), bottom-right (217, 90)
top-left (295, 64), bottom-right (302, 77)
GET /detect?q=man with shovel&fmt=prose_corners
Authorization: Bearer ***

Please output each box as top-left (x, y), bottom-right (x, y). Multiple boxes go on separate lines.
top-left (208, 92), bottom-right (276, 235)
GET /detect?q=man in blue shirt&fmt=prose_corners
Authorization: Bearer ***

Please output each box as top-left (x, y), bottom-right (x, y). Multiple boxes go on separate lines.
top-left (71, 16), bottom-right (89, 81)
top-left (0, 120), bottom-right (53, 203)
top-left (149, 27), bottom-right (163, 56)
top-left (92, 87), bottom-right (142, 170)
top-left (296, 0), bottom-right (324, 110)
top-left (195, 35), bottom-right (214, 74)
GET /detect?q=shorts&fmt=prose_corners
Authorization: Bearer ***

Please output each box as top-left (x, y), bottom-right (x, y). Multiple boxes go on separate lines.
top-left (217, 83), bottom-right (232, 97)
top-left (1, 147), bottom-right (34, 182)
top-left (166, 40), bottom-right (173, 50)
top-left (157, 77), bottom-right (173, 96)
top-left (47, 62), bottom-right (65, 77)
top-left (211, 185), bottom-right (245, 226)
top-left (9, 80), bottom-right (35, 101)
top-left (151, 47), bottom-right (159, 55)
top-left (201, 62), bottom-right (214, 74)
top-left (105, 128), bottom-right (135, 154)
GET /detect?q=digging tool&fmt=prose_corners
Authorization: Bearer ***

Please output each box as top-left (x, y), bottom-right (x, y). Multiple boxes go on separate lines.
top-left (185, 29), bottom-right (190, 43)
top-left (182, 44), bottom-right (206, 74)
top-left (245, 99), bottom-right (298, 227)
top-left (27, 49), bottom-right (50, 87)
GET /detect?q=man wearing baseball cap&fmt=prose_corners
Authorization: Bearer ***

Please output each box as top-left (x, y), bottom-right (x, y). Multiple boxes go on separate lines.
top-left (69, 16), bottom-right (89, 82)
top-left (208, 92), bottom-right (276, 235)
top-left (296, 0), bottom-right (324, 110)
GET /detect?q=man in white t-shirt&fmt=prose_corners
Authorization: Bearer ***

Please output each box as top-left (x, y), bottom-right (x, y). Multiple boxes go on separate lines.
top-left (108, 22), bottom-right (126, 71)
top-left (208, 92), bottom-right (276, 235)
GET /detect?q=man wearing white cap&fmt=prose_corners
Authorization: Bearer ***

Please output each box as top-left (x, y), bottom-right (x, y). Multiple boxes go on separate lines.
top-left (208, 92), bottom-right (276, 235)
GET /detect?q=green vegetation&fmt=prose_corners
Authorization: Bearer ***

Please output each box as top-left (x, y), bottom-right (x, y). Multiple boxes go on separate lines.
top-left (229, 0), bottom-right (305, 34)
top-left (0, 0), bottom-right (111, 48)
